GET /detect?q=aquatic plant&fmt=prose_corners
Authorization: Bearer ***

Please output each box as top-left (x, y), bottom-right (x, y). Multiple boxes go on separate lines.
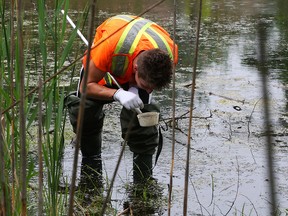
top-left (0, 0), bottom-right (88, 214)
top-left (122, 179), bottom-right (166, 216)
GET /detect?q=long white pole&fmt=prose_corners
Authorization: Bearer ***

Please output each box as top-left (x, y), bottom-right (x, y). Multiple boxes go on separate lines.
top-left (61, 10), bottom-right (88, 95)
top-left (61, 10), bottom-right (89, 46)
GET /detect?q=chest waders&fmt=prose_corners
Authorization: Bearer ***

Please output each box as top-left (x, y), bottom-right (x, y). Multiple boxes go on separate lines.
top-left (120, 101), bottom-right (160, 183)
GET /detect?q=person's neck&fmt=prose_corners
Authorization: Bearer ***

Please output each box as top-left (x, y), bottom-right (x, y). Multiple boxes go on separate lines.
top-left (129, 55), bottom-right (139, 85)
top-left (129, 51), bottom-right (144, 86)
top-left (129, 67), bottom-right (137, 86)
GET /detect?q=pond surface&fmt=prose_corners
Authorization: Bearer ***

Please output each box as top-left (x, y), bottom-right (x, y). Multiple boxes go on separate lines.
top-left (27, 0), bottom-right (288, 215)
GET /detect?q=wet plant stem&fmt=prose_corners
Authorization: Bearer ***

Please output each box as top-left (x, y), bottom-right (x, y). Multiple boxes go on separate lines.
top-left (16, 0), bottom-right (27, 214)
top-left (168, 0), bottom-right (177, 215)
top-left (37, 76), bottom-right (44, 216)
top-left (183, 0), bottom-right (202, 215)
top-left (67, 0), bottom-right (97, 214)
top-left (9, 0), bottom-right (16, 213)
top-left (223, 157), bottom-right (240, 215)
top-left (247, 97), bottom-right (262, 137)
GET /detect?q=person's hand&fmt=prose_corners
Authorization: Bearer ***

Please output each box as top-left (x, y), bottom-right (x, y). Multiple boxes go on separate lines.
top-left (128, 86), bottom-right (139, 95)
top-left (113, 88), bottom-right (144, 110)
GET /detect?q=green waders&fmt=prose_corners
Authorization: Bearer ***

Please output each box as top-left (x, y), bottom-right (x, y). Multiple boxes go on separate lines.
top-left (65, 89), bottom-right (161, 184)
top-left (120, 104), bottom-right (160, 183)
top-left (64, 92), bottom-right (105, 191)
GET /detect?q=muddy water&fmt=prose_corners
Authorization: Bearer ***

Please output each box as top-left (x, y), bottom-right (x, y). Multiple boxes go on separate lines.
top-left (58, 0), bottom-right (288, 215)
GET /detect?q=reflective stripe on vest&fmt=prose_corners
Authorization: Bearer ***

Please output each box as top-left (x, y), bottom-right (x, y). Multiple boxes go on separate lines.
top-left (111, 15), bottom-right (133, 22)
top-left (104, 73), bottom-right (113, 87)
top-left (144, 27), bottom-right (173, 59)
top-left (111, 15), bottom-right (173, 77)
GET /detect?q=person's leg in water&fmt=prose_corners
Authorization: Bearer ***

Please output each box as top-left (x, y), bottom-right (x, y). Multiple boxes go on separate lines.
top-left (65, 93), bottom-right (105, 193)
top-left (120, 88), bottom-right (160, 184)
top-left (79, 112), bottom-right (104, 193)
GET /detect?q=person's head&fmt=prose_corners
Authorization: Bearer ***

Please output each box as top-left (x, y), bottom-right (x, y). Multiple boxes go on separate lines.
top-left (135, 48), bottom-right (173, 93)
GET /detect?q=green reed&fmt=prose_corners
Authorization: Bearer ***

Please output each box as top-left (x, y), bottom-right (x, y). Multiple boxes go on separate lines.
top-left (0, 0), bottom-right (87, 214)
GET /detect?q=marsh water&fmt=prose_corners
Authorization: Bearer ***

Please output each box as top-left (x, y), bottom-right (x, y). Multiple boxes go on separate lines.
top-left (23, 0), bottom-right (288, 215)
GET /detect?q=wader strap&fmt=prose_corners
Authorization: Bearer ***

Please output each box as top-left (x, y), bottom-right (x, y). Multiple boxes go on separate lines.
top-left (77, 66), bottom-right (84, 97)
top-left (154, 127), bottom-right (163, 166)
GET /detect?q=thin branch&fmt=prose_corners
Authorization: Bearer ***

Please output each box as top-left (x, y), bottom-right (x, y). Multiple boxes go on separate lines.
top-left (67, 0), bottom-right (96, 214)
top-left (208, 92), bottom-right (245, 104)
top-left (184, 1), bottom-right (202, 215)
top-left (247, 97), bottom-right (262, 137)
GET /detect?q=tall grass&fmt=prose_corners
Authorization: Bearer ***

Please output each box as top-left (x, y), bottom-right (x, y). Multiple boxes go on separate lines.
top-left (0, 0), bottom-right (87, 214)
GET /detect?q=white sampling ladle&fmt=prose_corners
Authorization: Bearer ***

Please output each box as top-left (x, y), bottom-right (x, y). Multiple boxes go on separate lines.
top-left (107, 73), bottom-right (159, 127)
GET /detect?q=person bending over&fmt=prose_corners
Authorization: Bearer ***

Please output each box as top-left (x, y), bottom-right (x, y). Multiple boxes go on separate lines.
top-left (65, 14), bottom-right (178, 186)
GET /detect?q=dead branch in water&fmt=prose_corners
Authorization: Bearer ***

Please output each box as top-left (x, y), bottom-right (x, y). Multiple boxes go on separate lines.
top-left (247, 97), bottom-right (262, 137)
top-left (161, 110), bottom-right (212, 129)
top-left (117, 207), bottom-right (131, 216)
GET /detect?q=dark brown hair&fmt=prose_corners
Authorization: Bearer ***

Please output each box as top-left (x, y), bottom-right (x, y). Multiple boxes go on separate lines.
top-left (137, 49), bottom-right (173, 90)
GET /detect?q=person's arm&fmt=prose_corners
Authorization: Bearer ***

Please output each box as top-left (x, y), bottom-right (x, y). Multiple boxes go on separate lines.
top-left (80, 60), bottom-right (144, 110)
top-left (80, 60), bottom-right (117, 100)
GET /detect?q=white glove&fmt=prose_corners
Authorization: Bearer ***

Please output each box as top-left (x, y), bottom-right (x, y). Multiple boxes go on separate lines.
top-left (128, 86), bottom-right (152, 104)
top-left (113, 88), bottom-right (144, 110)
top-left (128, 86), bottom-right (139, 95)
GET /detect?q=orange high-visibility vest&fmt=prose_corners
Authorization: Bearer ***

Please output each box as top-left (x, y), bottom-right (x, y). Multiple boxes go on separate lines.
top-left (83, 15), bottom-right (178, 86)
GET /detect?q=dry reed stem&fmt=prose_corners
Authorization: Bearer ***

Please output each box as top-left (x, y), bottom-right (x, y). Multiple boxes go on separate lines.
top-left (183, 1), bottom-right (202, 215)
top-left (67, 0), bottom-right (97, 214)
top-left (16, 0), bottom-right (27, 214)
